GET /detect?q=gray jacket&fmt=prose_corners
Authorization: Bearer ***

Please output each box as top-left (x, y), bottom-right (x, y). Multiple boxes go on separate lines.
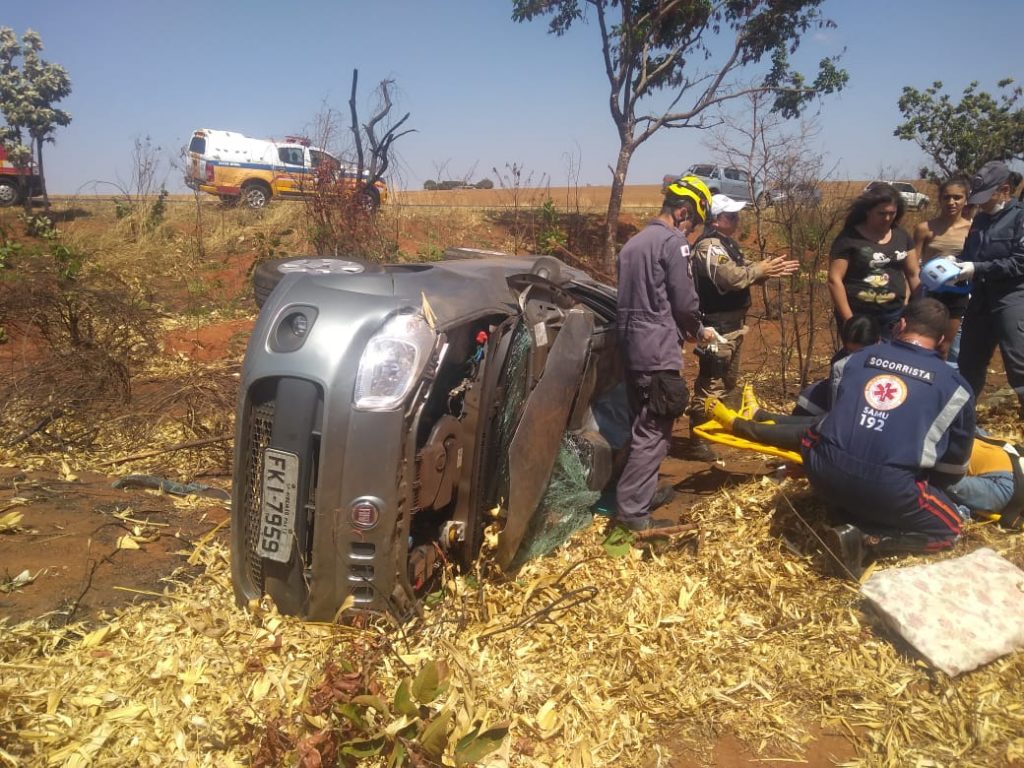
top-left (616, 219), bottom-right (703, 371)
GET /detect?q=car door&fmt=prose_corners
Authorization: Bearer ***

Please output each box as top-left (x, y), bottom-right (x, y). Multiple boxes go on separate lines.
top-left (275, 146), bottom-right (305, 196)
top-left (734, 168), bottom-right (756, 201)
top-left (722, 167), bottom-right (745, 200)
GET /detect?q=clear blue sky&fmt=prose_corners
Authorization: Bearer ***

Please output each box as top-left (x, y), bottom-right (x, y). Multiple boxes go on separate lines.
top-left (6, 1), bottom-right (1023, 193)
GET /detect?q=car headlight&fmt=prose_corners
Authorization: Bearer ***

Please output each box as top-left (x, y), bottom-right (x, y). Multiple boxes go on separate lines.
top-left (353, 312), bottom-right (436, 411)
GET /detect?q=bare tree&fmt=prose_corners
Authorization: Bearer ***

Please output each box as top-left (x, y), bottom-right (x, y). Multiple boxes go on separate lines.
top-left (301, 72), bottom-right (415, 258)
top-left (767, 154), bottom-right (845, 392)
top-left (349, 70), bottom-right (414, 192)
top-left (704, 91), bottom-right (825, 316)
top-left (512, 0), bottom-right (847, 268)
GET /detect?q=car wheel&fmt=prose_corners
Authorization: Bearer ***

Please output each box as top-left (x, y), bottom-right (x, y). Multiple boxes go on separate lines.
top-left (354, 185), bottom-right (381, 214)
top-left (918, 199), bottom-right (928, 211)
top-left (252, 256), bottom-right (383, 308)
top-left (241, 182), bottom-right (271, 209)
top-left (0, 179), bottom-right (20, 207)
top-left (530, 256), bottom-right (563, 283)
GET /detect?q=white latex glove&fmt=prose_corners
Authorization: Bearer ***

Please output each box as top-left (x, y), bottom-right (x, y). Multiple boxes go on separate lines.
top-left (955, 261), bottom-right (975, 282)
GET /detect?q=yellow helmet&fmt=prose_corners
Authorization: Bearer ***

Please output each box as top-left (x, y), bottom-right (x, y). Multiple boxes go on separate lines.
top-left (664, 175), bottom-right (712, 223)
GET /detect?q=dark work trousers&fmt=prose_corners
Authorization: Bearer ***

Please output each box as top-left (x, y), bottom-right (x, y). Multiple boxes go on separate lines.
top-left (689, 310), bottom-right (745, 425)
top-left (615, 371), bottom-right (675, 522)
top-left (957, 288), bottom-right (1024, 417)
top-left (733, 413), bottom-right (817, 452)
top-left (802, 438), bottom-right (962, 548)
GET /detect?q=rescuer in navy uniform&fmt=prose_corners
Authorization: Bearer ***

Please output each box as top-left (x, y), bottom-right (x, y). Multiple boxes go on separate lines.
top-left (615, 175), bottom-right (716, 531)
top-left (800, 298), bottom-right (975, 578)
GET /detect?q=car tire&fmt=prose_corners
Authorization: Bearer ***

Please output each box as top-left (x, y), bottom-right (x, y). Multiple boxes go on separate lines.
top-left (530, 256), bottom-right (563, 284)
top-left (355, 185), bottom-right (381, 214)
top-left (252, 257), bottom-right (383, 308)
top-left (0, 179), bottom-right (20, 207)
top-left (241, 181), bottom-right (271, 210)
top-left (918, 199), bottom-right (928, 211)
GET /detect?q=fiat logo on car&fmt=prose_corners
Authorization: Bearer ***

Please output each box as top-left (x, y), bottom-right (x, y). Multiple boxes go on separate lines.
top-left (351, 497), bottom-right (381, 529)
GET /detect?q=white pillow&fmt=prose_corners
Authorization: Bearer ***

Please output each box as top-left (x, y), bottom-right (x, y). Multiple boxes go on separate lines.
top-left (860, 548), bottom-right (1024, 676)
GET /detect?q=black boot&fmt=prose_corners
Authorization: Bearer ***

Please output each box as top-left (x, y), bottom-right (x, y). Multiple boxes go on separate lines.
top-left (686, 439), bottom-right (717, 461)
top-left (686, 417), bottom-right (717, 461)
top-left (650, 484), bottom-right (678, 511)
top-left (865, 531), bottom-right (934, 556)
top-left (822, 524), bottom-right (866, 580)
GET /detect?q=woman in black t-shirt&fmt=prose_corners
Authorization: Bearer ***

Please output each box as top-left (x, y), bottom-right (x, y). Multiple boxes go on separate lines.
top-left (828, 183), bottom-right (919, 339)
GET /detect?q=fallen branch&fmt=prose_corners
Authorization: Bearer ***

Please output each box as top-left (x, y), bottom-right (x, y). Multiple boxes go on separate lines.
top-left (6, 409), bottom-right (65, 448)
top-left (632, 522), bottom-right (699, 540)
top-left (97, 434), bottom-right (231, 467)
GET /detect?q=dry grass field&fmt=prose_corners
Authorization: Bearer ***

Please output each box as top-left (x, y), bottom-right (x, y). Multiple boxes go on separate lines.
top-left (1, 189), bottom-right (1021, 768)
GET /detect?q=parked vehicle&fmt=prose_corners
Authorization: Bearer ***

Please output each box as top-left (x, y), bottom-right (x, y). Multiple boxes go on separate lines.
top-left (760, 181), bottom-right (822, 207)
top-left (864, 180), bottom-right (930, 211)
top-left (664, 164), bottom-right (761, 202)
top-left (0, 145), bottom-right (43, 207)
top-left (232, 250), bottom-right (625, 619)
top-left (184, 128), bottom-right (387, 210)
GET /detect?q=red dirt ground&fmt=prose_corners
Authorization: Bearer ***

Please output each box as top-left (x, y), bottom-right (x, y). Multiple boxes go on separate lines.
top-left (0, 466), bottom-right (229, 625)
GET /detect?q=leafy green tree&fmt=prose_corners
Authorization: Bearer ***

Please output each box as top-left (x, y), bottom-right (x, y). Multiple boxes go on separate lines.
top-left (0, 27), bottom-right (72, 211)
top-left (895, 78), bottom-right (1024, 179)
top-left (0, 28), bottom-right (33, 204)
top-left (511, 0), bottom-right (847, 266)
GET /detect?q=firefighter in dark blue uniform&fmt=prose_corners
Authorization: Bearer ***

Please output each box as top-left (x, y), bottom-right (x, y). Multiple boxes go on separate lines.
top-left (800, 299), bottom-right (975, 578)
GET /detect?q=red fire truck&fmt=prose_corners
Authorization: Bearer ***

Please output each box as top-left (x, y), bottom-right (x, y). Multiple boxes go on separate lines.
top-left (0, 145), bottom-right (43, 207)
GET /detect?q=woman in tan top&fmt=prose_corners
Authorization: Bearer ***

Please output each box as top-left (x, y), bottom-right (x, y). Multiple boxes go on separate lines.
top-left (913, 178), bottom-right (972, 360)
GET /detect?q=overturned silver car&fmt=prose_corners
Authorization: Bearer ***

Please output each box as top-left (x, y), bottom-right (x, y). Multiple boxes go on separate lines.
top-left (231, 251), bottom-right (625, 620)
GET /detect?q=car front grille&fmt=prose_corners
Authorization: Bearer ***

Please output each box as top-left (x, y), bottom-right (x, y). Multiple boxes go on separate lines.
top-left (241, 401), bottom-right (275, 595)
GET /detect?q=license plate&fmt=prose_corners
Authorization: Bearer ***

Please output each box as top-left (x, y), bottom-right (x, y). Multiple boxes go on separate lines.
top-left (259, 449), bottom-right (299, 563)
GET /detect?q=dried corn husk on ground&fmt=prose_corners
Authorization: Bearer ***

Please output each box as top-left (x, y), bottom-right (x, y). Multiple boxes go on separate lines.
top-left (3, 477), bottom-right (1023, 767)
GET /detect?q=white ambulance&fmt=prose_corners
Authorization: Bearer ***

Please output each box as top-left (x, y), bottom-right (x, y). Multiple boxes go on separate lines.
top-left (183, 128), bottom-right (387, 210)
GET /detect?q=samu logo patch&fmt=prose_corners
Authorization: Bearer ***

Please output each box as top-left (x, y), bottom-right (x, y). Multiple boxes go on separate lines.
top-left (863, 374), bottom-right (907, 411)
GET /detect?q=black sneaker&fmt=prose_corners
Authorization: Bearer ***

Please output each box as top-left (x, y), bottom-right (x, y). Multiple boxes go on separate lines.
top-left (616, 516), bottom-right (677, 532)
top-left (822, 524), bottom-right (866, 580)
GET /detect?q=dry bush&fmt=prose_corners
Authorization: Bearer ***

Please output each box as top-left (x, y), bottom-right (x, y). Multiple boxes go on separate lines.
top-left (0, 264), bottom-right (159, 450)
top-left (114, 358), bottom-right (241, 476)
top-left (296, 165), bottom-right (397, 261)
top-left (384, 204), bottom-right (500, 261)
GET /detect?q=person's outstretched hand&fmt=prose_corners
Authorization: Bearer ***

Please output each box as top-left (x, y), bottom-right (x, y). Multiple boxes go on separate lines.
top-left (761, 255), bottom-right (800, 278)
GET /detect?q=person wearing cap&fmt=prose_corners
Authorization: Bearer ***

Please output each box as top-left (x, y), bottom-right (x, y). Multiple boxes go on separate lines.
top-left (929, 160), bottom-right (1024, 418)
top-left (614, 176), bottom-right (716, 531)
top-left (686, 193), bottom-right (798, 456)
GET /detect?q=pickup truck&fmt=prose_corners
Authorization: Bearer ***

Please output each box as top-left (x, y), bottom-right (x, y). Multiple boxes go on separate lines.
top-left (664, 163), bottom-right (761, 202)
